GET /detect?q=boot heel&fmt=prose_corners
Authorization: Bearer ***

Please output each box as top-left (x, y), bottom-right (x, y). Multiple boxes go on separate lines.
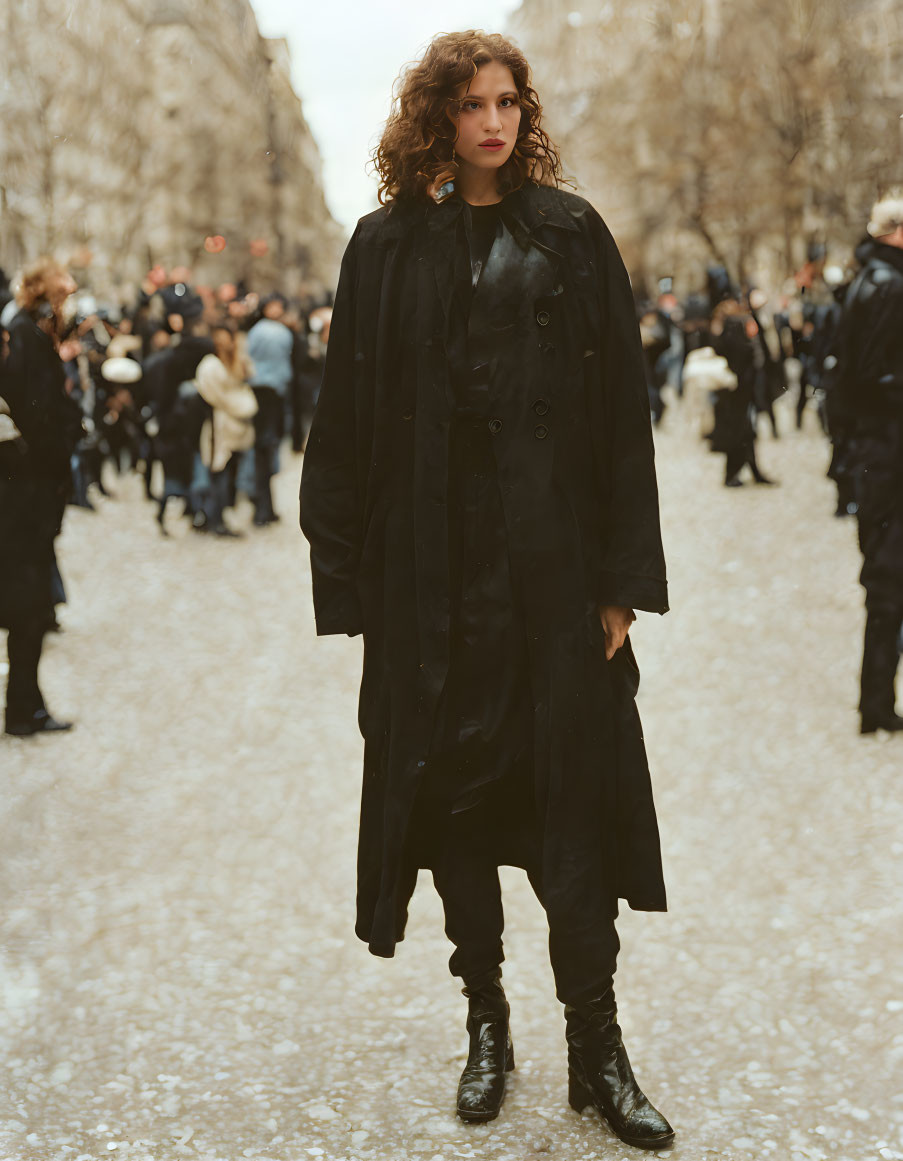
top-left (505, 1038), bottom-right (515, 1072)
top-left (568, 1072), bottom-right (591, 1113)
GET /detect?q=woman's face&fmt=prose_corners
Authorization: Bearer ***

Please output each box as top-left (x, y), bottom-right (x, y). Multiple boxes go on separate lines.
top-left (451, 60), bottom-right (521, 174)
top-left (213, 328), bottom-right (234, 360)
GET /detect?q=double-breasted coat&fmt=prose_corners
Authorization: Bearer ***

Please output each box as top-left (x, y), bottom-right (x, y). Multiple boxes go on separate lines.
top-left (300, 179), bottom-right (669, 958)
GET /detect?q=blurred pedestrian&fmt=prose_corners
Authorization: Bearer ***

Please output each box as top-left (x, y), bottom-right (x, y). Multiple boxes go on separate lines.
top-left (0, 257), bottom-right (77, 735)
top-left (833, 193), bottom-right (903, 733)
top-left (301, 31), bottom-right (673, 1149)
top-left (195, 325), bottom-right (257, 537)
top-left (154, 317), bottom-right (215, 534)
top-left (247, 293), bottom-right (293, 525)
top-left (710, 300), bottom-right (776, 487)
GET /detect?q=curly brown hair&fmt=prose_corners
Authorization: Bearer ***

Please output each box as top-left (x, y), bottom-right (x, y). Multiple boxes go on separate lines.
top-left (15, 256), bottom-right (70, 313)
top-left (371, 31), bottom-right (568, 205)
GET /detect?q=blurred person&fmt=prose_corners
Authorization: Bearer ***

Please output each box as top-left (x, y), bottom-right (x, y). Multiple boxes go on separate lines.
top-left (833, 193), bottom-right (903, 733)
top-left (195, 324), bottom-right (257, 537)
top-left (638, 304), bottom-right (671, 426)
top-left (292, 305), bottom-right (332, 452)
top-left (153, 316), bottom-right (215, 534)
top-left (747, 290), bottom-right (786, 439)
top-left (709, 299), bottom-right (776, 487)
top-left (247, 293), bottom-right (293, 525)
top-left (0, 257), bottom-right (77, 735)
top-left (300, 31), bottom-right (674, 1149)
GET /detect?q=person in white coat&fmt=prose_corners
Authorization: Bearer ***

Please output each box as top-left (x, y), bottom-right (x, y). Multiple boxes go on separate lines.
top-left (195, 325), bottom-right (257, 536)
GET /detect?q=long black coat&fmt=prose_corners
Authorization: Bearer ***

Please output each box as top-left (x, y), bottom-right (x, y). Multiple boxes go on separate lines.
top-left (835, 239), bottom-right (903, 606)
top-left (0, 310), bottom-right (74, 628)
top-left (300, 180), bottom-right (669, 957)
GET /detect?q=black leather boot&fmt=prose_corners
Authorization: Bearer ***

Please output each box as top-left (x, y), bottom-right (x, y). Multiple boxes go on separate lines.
top-left (456, 971), bottom-right (515, 1123)
top-left (565, 988), bottom-right (674, 1150)
top-left (5, 709), bottom-right (74, 736)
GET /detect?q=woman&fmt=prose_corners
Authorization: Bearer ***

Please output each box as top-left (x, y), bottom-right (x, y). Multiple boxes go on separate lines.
top-left (195, 324), bottom-right (258, 537)
top-left (300, 32), bottom-right (674, 1150)
top-left (0, 258), bottom-right (78, 735)
top-left (709, 299), bottom-right (776, 487)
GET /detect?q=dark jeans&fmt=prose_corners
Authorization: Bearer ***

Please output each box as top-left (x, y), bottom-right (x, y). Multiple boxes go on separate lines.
top-left (431, 838), bottom-right (620, 1007)
top-left (252, 387), bottom-right (284, 522)
top-left (204, 456), bottom-right (239, 529)
top-left (5, 615), bottom-right (46, 725)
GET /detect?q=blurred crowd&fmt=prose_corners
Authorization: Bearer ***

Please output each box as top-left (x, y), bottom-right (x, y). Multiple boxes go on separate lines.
top-left (0, 256), bottom-right (332, 734)
top-left (0, 262), bottom-right (333, 538)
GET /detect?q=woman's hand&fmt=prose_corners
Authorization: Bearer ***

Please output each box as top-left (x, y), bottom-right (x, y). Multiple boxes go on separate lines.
top-left (599, 604), bottom-right (636, 660)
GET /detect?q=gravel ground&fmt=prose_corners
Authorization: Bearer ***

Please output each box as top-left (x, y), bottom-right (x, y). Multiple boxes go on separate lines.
top-left (1, 397), bottom-right (901, 1161)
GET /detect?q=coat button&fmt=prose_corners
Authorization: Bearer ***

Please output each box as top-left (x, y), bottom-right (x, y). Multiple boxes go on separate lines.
top-left (535, 309), bottom-right (551, 326)
top-left (488, 417), bottom-right (503, 434)
top-left (534, 424), bottom-right (549, 440)
top-left (532, 398), bottom-right (550, 416)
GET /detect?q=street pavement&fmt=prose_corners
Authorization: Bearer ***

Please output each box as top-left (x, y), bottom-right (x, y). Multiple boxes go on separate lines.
top-left (2, 399), bottom-right (901, 1161)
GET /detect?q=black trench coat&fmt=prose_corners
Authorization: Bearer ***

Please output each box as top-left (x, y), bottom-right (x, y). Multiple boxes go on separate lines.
top-left (0, 311), bottom-right (74, 629)
top-left (300, 179), bottom-right (669, 958)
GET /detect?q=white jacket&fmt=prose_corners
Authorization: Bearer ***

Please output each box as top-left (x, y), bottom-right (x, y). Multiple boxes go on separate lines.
top-left (195, 353), bottom-right (258, 472)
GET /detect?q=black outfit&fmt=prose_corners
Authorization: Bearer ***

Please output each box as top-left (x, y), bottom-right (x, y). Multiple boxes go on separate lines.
top-left (153, 334), bottom-right (215, 522)
top-left (1, 311), bottom-right (74, 730)
top-left (711, 317), bottom-right (772, 485)
top-left (834, 239), bottom-right (903, 728)
top-left (252, 386), bottom-right (283, 523)
top-left (409, 200), bottom-right (619, 1002)
top-left (300, 180), bottom-right (668, 967)
top-left (301, 181), bottom-right (673, 1146)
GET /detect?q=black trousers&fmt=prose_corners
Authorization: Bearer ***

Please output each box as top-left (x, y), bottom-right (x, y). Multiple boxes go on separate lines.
top-left (858, 497), bottom-right (903, 721)
top-left (5, 615), bottom-right (46, 725)
top-left (860, 605), bottom-right (903, 721)
top-left (252, 387), bottom-right (284, 521)
top-left (429, 812), bottom-right (620, 1007)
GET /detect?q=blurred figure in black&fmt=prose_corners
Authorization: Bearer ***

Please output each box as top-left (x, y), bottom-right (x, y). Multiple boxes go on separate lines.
top-left (293, 304), bottom-right (331, 452)
top-left (638, 292), bottom-right (673, 427)
top-left (709, 299), bottom-right (776, 487)
top-left (136, 324), bottom-right (173, 499)
top-left (834, 194), bottom-right (903, 733)
top-left (0, 258), bottom-right (78, 735)
top-left (747, 289), bottom-right (786, 439)
top-left (153, 316), bottom-right (215, 534)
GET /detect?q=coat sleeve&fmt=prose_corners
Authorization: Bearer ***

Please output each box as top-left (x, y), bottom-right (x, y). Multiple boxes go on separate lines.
top-left (299, 225), bottom-right (364, 637)
top-left (587, 209), bottom-right (669, 615)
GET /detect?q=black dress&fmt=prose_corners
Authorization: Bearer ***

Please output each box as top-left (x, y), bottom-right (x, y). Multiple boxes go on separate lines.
top-left (411, 201), bottom-right (537, 866)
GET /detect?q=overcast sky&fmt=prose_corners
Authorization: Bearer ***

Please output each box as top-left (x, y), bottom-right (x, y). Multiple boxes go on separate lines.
top-left (250, 0), bottom-right (521, 234)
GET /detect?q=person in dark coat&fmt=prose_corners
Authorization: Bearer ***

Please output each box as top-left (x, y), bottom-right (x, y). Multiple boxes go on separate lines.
top-left (152, 318), bottom-right (215, 533)
top-left (300, 32), bottom-right (674, 1149)
top-left (833, 195), bottom-right (903, 734)
top-left (0, 258), bottom-right (78, 735)
top-left (709, 299), bottom-right (776, 487)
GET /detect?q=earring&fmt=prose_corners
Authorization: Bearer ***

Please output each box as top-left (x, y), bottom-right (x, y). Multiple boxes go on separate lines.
top-left (436, 179), bottom-right (456, 202)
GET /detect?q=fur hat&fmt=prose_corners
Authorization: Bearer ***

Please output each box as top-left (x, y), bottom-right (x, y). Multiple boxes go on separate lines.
top-left (867, 191), bottom-right (903, 238)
